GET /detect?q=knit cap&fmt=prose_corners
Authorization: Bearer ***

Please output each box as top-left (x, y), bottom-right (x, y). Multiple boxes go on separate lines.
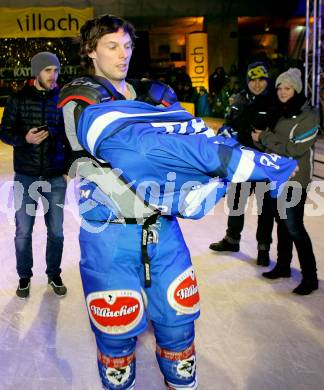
top-left (246, 61), bottom-right (269, 82)
top-left (31, 52), bottom-right (60, 76)
top-left (275, 68), bottom-right (303, 94)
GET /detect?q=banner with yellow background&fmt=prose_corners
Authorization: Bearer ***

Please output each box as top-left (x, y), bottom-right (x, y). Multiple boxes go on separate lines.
top-left (186, 32), bottom-right (209, 92)
top-left (0, 7), bottom-right (93, 38)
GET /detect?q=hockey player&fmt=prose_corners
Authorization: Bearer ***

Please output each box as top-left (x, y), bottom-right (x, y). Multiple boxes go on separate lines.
top-left (58, 14), bottom-right (297, 390)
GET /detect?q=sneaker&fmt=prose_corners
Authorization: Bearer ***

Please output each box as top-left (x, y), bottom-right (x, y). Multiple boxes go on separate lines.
top-left (262, 265), bottom-right (291, 279)
top-left (292, 279), bottom-right (318, 295)
top-left (257, 250), bottom-right (270, 266)
top-left (16, 278), bottom-right (30, 299)
top-left (48, 275), bottom-right (67, 297)
top-left (209, 239), bottom-right (239, 252)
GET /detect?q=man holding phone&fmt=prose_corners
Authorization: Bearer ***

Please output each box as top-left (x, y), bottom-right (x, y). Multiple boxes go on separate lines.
top-left (0, 51), bottom-right (69, 299)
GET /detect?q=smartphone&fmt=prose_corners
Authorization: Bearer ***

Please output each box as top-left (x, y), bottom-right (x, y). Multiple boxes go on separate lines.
top-left (34, 125), bottom-right (49, 133)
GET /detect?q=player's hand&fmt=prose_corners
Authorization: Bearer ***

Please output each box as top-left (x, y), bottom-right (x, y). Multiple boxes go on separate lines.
top-left (25, 127), bottom-right (49, 144)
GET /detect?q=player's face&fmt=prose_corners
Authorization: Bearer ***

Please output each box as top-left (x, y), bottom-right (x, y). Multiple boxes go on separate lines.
top-left (35, 66), bottom-right (59, 91)
top-left (248, 78), bottom-right (268, 96)
top-left (89, 28), bottom-right (133, 83)
top-left (277, 82), bottom-right (295, 103)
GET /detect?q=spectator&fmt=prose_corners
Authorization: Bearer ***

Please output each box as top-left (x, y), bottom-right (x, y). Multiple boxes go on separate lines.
top-left (0, 52), bottom-right (69, 299)
top-left (209, 61), bottom-right (276, 266)
top-left (177, 78), bottom-right (199, 104)
top-left (252, 68), bottom-right (319, 295)
top-left (209, 66), bottom-right (227, 97)
top-left (210, 75), bottom-right (240, 118)
top-left (196, 86), bottom-right (211, 117)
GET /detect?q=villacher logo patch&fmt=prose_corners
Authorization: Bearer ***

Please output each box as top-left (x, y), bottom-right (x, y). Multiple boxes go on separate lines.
top-left (167, 266), bottom-right (200, 315)
top-left (86, 289), bottom-right (144, 334)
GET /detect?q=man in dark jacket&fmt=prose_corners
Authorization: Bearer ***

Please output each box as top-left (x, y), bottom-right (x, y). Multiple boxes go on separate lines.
top-left (0, 51), bottom-right (69, 299)
top-left (209, 61), bottom-right (276, 266)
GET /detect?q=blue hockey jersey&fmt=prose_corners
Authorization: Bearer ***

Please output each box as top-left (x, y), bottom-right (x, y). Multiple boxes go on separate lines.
top-left (77, 100), bottom-right (297, 220)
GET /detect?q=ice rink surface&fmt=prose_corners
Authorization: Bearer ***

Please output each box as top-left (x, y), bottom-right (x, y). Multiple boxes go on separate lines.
top-left (1, 140), bottom-right (324, 390)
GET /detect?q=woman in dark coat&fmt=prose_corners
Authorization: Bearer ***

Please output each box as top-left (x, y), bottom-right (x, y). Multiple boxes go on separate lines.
top-left (252, 68), bottom-right (320, 295)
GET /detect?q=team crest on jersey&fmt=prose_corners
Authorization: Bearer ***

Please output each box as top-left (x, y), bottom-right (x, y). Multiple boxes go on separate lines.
top-left (176, 355), bottom-right (196, 378)
top-left (106, 366), bottom-right (131, 386)
top-left (86, 290), bottom-right (144, 334)
top-left (167, 267), bottom-right (200, 314)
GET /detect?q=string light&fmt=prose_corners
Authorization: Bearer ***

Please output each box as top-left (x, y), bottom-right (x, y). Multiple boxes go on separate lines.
top-left (0, 37), bottom-right (72, 69)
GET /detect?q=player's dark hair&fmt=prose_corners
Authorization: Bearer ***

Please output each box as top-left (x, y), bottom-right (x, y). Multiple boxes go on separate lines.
top-left (79, 14), bottom-right (136, 70)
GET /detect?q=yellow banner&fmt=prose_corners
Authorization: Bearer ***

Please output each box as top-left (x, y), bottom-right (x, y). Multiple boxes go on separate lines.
top-left (0, 7), bottom-right (93, 38)
top-left (180, 102), bottom-right (195, 115)
top-left (186, 32), bottom-right (209, 92)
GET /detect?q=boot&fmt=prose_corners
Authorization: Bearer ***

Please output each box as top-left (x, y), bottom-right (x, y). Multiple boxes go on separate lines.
top-left (209, 239), bottom-right (239, 252)
top-left (257, 250), bottom-right (270, 266)
top-left (293, 279), bottom-right (318, 295)
top-left (262, 264), bottom-right (291, 279)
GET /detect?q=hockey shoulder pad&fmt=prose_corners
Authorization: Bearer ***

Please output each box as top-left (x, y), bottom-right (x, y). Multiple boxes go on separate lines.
top-left (57, 77), bottom-right (106, 155)
top-left (131, 78), bottom-right (178, 107)
top-left (58, 76), bottom-right (121, 154)
top-left (58, 76), bottom-right (116, 108)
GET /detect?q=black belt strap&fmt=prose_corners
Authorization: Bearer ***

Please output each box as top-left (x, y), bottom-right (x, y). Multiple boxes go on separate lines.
top-left (141, 213), bottom-right (160, 288)
top-left (107, 214), bottom-right (160, 287)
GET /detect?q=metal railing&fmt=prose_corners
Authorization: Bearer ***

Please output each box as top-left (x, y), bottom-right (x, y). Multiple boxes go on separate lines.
top-left (305, 0), bottom-right (323, 108)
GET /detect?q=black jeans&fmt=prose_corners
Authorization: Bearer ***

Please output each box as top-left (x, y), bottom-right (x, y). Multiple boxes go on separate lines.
top-left (225, 182), bottom-right (274, 250)
top-left (270, 186), bottom-right (317, 280)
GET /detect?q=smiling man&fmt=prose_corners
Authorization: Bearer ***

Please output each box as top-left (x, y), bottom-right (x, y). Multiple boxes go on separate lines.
top-left (209, 61), bottom-right (277, 267)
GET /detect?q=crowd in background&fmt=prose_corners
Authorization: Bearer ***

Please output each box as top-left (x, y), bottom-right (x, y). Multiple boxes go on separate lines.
top-left (159, 59), bottom-right (324, 131)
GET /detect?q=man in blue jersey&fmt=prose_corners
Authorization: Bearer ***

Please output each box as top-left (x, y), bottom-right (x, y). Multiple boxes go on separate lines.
top-left (59, 14), bottom-right (297, 390)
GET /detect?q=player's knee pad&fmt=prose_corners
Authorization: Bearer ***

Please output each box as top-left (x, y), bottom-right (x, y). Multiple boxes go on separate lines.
top-left (154, 322), bottom-right (197, 389)
top-left (96, 336), bottom-right (136, 390)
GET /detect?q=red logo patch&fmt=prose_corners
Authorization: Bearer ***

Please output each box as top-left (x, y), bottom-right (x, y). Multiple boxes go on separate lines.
top-left (86, 290), bottom-right (144, 334)
top-left (167, 267), bottom-right (200, 315)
